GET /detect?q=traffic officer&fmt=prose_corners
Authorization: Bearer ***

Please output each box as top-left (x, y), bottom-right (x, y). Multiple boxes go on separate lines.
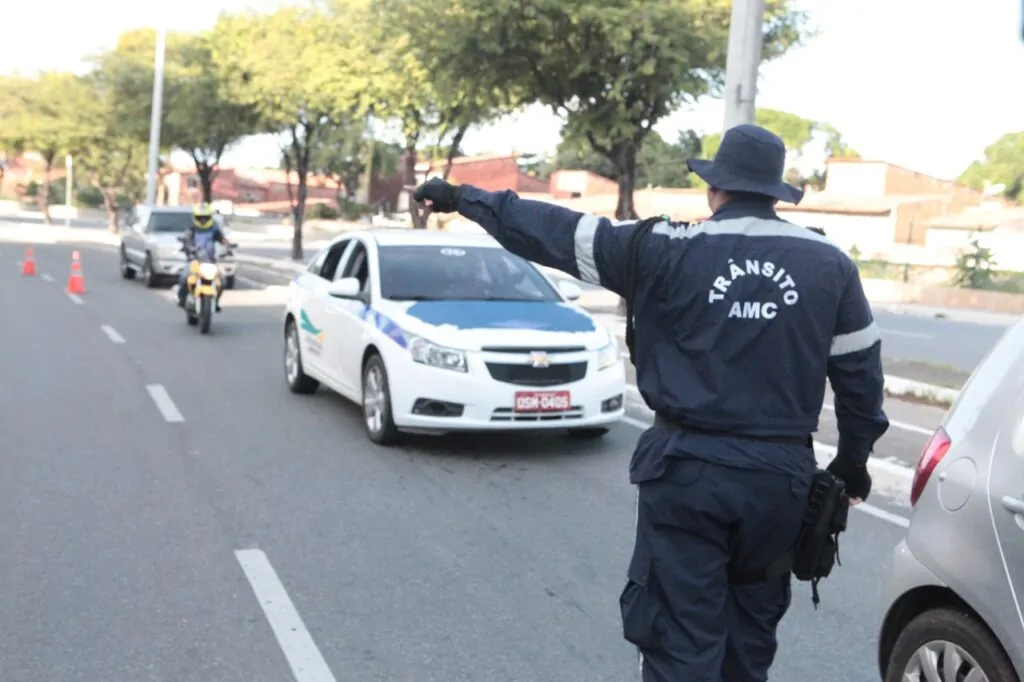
top-left (413, 124), bottom-right (889, 681)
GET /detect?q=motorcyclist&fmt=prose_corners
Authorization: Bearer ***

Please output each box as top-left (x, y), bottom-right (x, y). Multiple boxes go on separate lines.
top-left (177, 203), bottom-right (230, 312)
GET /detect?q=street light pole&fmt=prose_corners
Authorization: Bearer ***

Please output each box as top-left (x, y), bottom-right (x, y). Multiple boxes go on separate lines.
top-left (64, 154), bottom-right (73, 228)
top-left (145, 27), bottom-right (167, 206)
top-left (722, 0), bottom-right (766, 132)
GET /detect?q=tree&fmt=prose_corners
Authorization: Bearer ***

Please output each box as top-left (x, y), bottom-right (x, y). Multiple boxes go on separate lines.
top-left (213, 6), bottom-right (371, 259)
top-left (98, 30), bottom-right (259, 204)
top-left (0, 76), bottom-right (30, 198)
top-left (409, 0), bottom-right (808, 219)
top-left (164, 33), bottom-right (260, 203)
top-left (4, 73), bottom-right (93, 224)
top-left (553, 129), bottom-right (703, 188)
top-left (953, 237), bottom-right (997, 290)
top-left (308, 117), bottom-right (367, 202)
top-left (958, 131), bottom-right (1024, 201)
top-left (73, 56), bottom-right (149, 231)
top-left (356, 0), bottom-right (508, 227)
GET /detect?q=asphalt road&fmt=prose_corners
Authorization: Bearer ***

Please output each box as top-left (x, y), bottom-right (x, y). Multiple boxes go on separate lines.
top-left (0, 238), bottom-right (941, 681)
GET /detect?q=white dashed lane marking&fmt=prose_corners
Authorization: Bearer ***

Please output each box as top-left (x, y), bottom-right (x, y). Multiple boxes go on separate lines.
top-left (146, 384), bottom-right (184, 423)
top-left (100, 325), bottom-right (125, 344)
top-left (235, 549), bottom-right (338, 682)
top-left (67, 293), bottom-right (83, 305)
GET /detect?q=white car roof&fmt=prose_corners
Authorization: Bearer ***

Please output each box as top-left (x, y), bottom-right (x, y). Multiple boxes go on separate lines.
top-left (334, 228), bottom-right (502, 249)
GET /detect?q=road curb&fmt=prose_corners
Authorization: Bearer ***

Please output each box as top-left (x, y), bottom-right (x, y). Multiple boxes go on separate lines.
top-left (884, 375), bottom-right (959, 408)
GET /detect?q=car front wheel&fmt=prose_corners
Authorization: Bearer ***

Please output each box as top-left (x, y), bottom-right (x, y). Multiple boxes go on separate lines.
top-left (362, 354), bottom-right (400, 445)
top-left (884, 607), bottom-right (1017, 682)
top-left (284, 319), bottom-right (319, 394)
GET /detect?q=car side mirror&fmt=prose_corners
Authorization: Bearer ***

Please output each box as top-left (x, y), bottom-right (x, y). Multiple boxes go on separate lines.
top-left (327, 277), bottom-right (364, 300)
top-left (557, 279), bottom-right (583, 301)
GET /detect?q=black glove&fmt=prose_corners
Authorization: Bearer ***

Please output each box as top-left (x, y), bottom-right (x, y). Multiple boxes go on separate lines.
top-left (413, 178), bottom-right (463, 213)
top-left (826, 458), bottom-right (872, 502)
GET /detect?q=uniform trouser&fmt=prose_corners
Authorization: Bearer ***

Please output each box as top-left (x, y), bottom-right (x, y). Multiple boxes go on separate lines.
top-left (620, 458), bottom-right (811, 682)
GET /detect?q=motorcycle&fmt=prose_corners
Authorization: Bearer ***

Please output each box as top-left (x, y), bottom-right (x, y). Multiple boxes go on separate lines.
top-left (178, 237), bottom-right (237, 334)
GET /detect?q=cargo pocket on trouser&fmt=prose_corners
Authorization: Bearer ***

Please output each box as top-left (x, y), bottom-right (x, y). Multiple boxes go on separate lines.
top-left (620, 552), bottom-right (664, 649)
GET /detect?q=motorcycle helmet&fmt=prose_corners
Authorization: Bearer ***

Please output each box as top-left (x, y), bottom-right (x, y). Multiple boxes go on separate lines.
top-left (192, 203), bottom-right (215, 230)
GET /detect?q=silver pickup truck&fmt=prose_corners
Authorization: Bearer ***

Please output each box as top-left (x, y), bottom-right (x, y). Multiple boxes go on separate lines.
top-left (119, 205), bottom-right (237, 289)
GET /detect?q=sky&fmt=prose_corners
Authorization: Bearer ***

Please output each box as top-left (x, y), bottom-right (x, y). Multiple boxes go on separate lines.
top-left (3, 0), bottom-right (1022, 181)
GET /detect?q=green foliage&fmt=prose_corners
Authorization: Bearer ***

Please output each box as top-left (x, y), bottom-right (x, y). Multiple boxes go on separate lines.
top-left (76, 185), bottom-right (105, 209)
top-left (212, 5), bottom-right (371, 256)
top-left (100, 30), bottom-right (260, 202)
top-left (958, 131), bottom-right (1024, 201)
top-left (407, 0), bottom-right (808, 218)
top-left (308, 118), bottom-right (368, 201)
top-left (953, 238), bottom-right (997, 290)
top-left (554, 129), bottom-right (702, 188)
top-left (73, 50), bottom-right (151, 228)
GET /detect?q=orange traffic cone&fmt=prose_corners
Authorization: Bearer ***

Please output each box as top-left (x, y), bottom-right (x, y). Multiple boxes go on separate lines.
top-left (67, 251), bottom-right (85, 294)
top-left (21, 246), bottom-right (36, 276)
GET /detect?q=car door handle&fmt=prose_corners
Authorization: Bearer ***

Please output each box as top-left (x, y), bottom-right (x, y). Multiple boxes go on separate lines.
top-left (1001, 496), bottom-right (1024, 516)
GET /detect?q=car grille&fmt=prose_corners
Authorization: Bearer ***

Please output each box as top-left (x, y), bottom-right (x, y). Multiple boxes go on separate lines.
top-left (490, 406), bottom-right (585, 422)
top-left (485, 361), bottom-right (588, 386)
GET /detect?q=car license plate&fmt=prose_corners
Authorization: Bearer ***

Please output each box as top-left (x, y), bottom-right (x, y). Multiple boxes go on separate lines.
top-left (514, 391), bottom-right (571, 412)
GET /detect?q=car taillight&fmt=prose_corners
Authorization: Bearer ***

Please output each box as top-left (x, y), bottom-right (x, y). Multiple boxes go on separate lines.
top-left (910, 426), bottom-right (952, 506)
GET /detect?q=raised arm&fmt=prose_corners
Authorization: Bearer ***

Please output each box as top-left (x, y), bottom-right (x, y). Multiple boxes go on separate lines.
top-left (456, 186), bottom-right (635, 296)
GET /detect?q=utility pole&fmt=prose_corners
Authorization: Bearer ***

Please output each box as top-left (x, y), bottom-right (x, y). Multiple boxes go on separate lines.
top-left (722, 0), bottom-right (766, 132)
top-left (145, 27), bottom-right (167, 206)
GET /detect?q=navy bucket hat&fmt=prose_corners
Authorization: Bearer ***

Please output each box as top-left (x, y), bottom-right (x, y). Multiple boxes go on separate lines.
top-left (687, 124), bottom-right (804, 205)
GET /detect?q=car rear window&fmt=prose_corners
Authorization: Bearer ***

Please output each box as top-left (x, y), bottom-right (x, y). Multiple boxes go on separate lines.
top-left (149, 212), bottom-right (220, 232)
top-left (378, 245), bottom-right (559, 302)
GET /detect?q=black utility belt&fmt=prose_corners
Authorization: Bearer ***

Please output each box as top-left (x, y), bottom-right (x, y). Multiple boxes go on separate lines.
top-left (651, 413), bottom-right (811, 448)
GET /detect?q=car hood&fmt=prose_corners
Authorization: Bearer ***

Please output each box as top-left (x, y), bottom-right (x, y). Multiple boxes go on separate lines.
top-left (377, 300), bottom-right (610, 351)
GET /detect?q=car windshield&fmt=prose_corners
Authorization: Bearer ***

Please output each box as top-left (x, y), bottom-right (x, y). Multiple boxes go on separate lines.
top-left (378, 245), bottom-right (560, 302)
top-left (149, 211), bottom-right (218, 232)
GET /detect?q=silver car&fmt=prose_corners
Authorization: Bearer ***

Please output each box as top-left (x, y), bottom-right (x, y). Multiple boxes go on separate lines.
top-left (119, 205), bottom-right (237, 289)
top-left (878, 316), bottom-right (1024, 681)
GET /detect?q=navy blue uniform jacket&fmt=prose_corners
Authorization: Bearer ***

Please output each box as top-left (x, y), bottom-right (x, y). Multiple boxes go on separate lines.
top-left (457, 187), bottom-right (890, 483)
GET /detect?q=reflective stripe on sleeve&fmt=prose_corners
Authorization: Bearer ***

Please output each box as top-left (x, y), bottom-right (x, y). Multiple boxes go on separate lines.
top-left (573, 214), bottom-right (601, 285)
top-left (829, 322), bottom-right (881, 357)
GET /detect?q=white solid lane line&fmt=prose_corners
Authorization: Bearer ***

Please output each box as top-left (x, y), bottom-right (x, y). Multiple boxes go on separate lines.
top-left (146, 384), bottom-right (184, 423)
top-left (235, 549), bottom-right (338, 682)
top-left (41, 273), bottom-right (54, 282)
top-left (67, 293), bottom-right (84, 305)
top-left (100, 324), bottom-right (126, 344)
top-left (618, 415), bottom-right (911, 528)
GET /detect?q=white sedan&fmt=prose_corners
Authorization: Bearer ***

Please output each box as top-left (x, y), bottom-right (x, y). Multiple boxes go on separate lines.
top-left (282, 228), bottom-right (627, 444)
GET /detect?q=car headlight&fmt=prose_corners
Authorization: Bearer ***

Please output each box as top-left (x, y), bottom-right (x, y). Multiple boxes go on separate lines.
top-left (409, 337), bottom-right (467, 373)
top-left (597, 339), bottom-right (621, 370)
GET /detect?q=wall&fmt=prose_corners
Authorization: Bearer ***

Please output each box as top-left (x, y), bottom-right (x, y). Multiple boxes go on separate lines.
top-left (823, 161), bottom-right (888, 196)
top-left (549, 170), bottom-right (618, 198)
top-left (778, 211), bottom-right (895, 252)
